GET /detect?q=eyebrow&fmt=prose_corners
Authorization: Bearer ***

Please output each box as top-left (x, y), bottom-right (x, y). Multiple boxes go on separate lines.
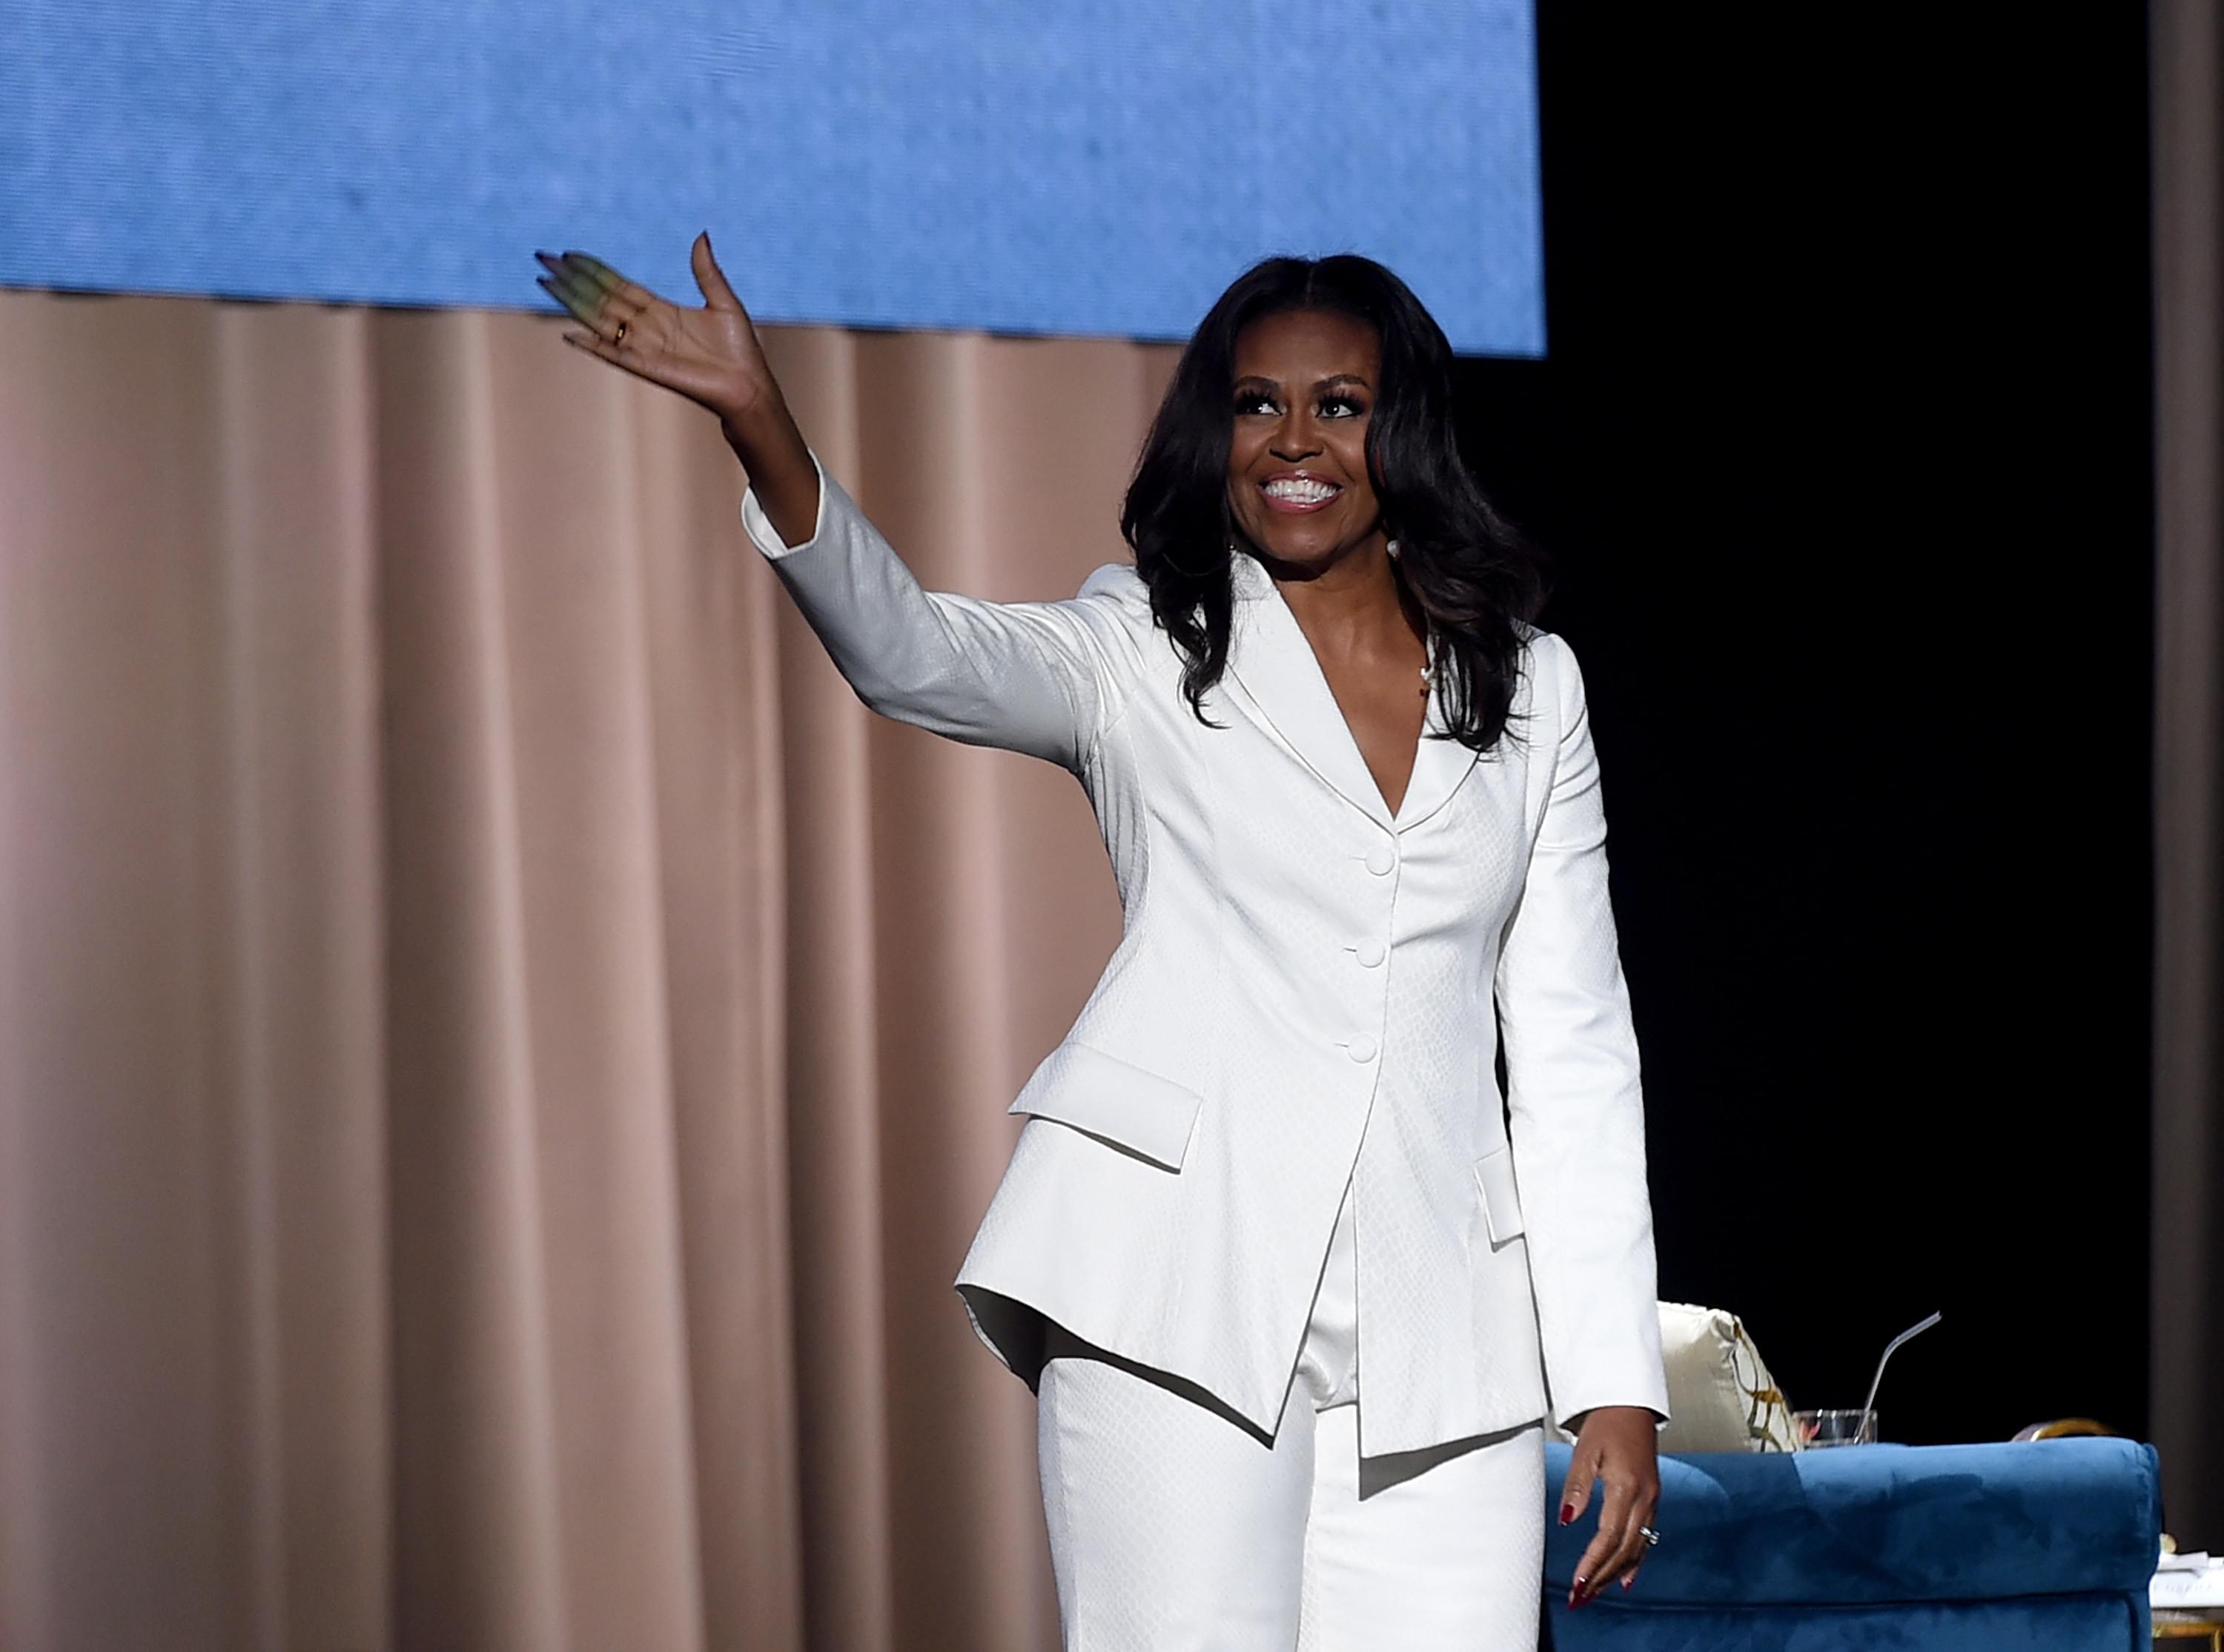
top-left (1234, 373), bottom-right (1374, 391)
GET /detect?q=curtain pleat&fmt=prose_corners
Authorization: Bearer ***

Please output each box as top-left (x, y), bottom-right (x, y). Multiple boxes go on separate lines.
top-left (377, 310), bottom-right (576, 1652)
top-left (759, 327), bottom-right (902, 1652)
top-left (2149, 0), bottom-right (2224, 1551)
top-left (209, 300), bottom-right (391, 1652)
top-left (0, 286), bottom-right (1173, 1652)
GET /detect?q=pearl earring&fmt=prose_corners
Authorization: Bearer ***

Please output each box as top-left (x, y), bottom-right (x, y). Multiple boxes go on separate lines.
top-left (1386, 537), bottom-right (1402, 560)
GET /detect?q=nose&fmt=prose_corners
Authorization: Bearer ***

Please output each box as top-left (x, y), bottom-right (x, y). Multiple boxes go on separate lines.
top-left (1269, 402), bottom-right (1321, 462)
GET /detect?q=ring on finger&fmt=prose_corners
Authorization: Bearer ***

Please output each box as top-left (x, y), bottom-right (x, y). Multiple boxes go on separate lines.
top-left (614, 319), bottom-right (629, 345)
top-left (1639, 1525), bottom-right (1662, 1545)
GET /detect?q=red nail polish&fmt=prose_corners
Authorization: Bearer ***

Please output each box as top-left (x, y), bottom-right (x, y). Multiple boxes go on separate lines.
top-left (1621, 1575), bottom-right (1634, 1590)
top-left (1558, 1502), bottom-right (1575, 1525)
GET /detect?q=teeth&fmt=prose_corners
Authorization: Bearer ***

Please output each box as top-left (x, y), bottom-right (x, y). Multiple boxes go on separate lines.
top-left (1265, 478), bottom-right (1339, 503)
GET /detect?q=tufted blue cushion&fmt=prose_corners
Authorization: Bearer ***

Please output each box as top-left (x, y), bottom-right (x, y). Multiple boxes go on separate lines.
top-left (1544, 1596), bottom-right (2144, 1652)
top-left (1541, 1437), bottom-right (2161, 1651)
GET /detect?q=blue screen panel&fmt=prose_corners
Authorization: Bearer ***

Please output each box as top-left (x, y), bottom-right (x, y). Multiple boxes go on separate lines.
top-left (0, 1), bottom-right (1543, 356)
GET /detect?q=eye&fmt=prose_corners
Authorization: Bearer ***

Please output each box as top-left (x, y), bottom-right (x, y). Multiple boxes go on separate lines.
top-left (1234, 389), bottom-right (1280, 417)
top-left (1320, 394), bottom-right (1366, 418)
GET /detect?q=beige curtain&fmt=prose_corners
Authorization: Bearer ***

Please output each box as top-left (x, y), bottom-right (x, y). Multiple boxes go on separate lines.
top-left (0, 286), bottom-right (1174, 1652)
top-left (2151, 0), bottom-right (2224, 1550)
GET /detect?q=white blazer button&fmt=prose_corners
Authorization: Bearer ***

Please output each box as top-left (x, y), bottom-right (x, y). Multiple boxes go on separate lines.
top-left (1363, 843), bottom-right (1396, 876)
top-left (1355, 940), bottom-right (1387, 969)
top-left (1346, 1035), bottom-right (1378, 1064)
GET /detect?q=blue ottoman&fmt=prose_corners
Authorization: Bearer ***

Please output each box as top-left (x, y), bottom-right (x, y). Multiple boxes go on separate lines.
top-left (1542, 1436), bottom-right (2162, 1651)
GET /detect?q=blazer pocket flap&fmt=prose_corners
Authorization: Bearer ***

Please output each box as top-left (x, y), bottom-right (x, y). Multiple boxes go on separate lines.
top-left (1009, 1042), bottom-right (1202, 1172)
top-left (1475, 1144), bottom-right (1526, 1244)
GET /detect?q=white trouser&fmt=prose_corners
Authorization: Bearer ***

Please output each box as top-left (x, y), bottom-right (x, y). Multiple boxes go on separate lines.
top-left (1035, 1184), bottom-right (1546, 1650)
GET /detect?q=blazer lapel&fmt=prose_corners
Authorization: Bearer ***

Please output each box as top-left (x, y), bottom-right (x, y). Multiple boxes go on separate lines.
top-left (1225, 554), bottom-right (1480, 833)
top-left (1226, 552), bottom-right (1393, 829)
top-left (1397, 652), bottom-right (1483, 833)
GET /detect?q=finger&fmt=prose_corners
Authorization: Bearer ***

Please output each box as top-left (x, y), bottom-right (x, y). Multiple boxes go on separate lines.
top-left (562, 262), bottom-right (655, 338)
top-left (560, 328), bottom-right (622, 365)
top-left (1572, 1474), bottom-right (1636, 1604)
top-left (1616, 1493), bottom-right (1661, 1583)
top-left (1594, 1489), bottom-right (1658, 1601)
top-left (560, 327), bottom-right (692, 399)
top-left (1610, 1503), bottom-right (1664, 1583)
top-left (564, 251), bottom-right (661, 312)
top-left (540, 252), bottom-right (643, 329)
top-left (540, 273), bottom-right (649, 349)
top-left (692, 230), bottom-right (744, 313)
top-left (536, 251), bottom-right (601, 296)
top-left (1557, 1449), bottom-right (1598, 1527)
top-left (536, 270), bottom-right (599, 326)
top-left (560, 328), bottom-right (655, 375)
top-left (537, 265), bottom-right (639, 332)
top-left (555, 250), bottom-right (621, 296)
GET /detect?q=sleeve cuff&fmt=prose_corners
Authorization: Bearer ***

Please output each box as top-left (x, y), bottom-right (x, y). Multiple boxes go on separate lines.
top-left (739, 450), bottom-right (830, 560)
top-left (1557, 1401), bottom-right (1673, 1436)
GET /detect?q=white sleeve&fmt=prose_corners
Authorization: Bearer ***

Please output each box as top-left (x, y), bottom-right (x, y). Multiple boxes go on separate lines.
top-left (743, 451), bottom-right (1140, 770)
top-left (1495, 631), bottom-right (1672, 1433)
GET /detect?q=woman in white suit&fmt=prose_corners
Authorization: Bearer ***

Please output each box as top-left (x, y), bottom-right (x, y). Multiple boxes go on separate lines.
top-left (537, 234), bottom-right (1670, 1649)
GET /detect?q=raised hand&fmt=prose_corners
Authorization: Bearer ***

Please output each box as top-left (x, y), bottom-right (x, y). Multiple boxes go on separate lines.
top-left (535, 232), bottom-right (777, 427)
top-left (536, 231), bottom-right (819, 542)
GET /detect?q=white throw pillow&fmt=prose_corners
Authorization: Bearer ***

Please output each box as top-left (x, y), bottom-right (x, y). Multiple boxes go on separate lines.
top-left (1656, 1301), bottom-right (1802, 1452)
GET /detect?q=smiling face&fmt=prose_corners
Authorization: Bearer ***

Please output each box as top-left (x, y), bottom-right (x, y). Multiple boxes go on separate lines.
top-left (1226, 308), bottom-right (1386, 576)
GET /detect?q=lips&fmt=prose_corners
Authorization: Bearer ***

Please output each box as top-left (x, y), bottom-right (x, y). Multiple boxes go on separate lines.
top-left (1260, 472), bottom-right (1343, 514)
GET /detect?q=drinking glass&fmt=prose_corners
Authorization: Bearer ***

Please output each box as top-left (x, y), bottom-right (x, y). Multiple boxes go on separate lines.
top-left (1794, 1408), bottom-right (1879, 1447)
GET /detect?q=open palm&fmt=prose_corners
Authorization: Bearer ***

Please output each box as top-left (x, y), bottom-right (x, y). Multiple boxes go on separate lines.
top-left (535, 233), bottom-right (774, 425)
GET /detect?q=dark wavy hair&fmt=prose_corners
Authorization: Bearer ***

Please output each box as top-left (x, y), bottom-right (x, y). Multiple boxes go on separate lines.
top-left (1119, 254), bottom-right (1548, 752)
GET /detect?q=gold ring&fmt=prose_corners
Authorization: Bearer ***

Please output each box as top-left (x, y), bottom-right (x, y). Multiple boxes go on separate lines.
top-left (614, 320), bottom-right (629, 345)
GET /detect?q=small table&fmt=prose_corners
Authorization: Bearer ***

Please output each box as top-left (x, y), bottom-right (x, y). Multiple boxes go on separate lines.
top-left (2157, 1609), bottom-right (2224, 1647)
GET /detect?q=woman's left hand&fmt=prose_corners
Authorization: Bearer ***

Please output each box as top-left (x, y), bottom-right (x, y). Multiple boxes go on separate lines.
top-left (1558, 1404), bottom-right (1661, 1606)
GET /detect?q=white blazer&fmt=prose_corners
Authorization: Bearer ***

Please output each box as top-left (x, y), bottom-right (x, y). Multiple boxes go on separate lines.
top-left (744, 457), bottom-right (1671, 1456)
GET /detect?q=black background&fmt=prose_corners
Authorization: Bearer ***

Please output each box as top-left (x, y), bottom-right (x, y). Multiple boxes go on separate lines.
top-left (1453, 11), bottom-right (2156, 1444)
